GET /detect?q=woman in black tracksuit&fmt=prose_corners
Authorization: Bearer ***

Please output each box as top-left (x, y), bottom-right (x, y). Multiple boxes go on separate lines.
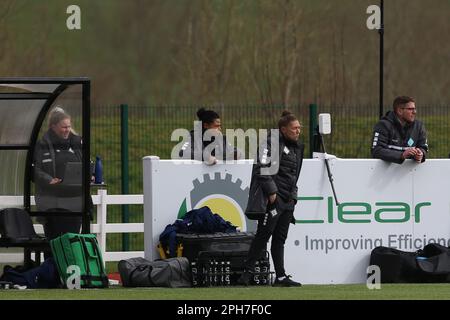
top-left (179, 108), bottom-right (242, 163)
top-left (34, 107), bottom-right (83, 240)
top-left (240, 111), bottom-right (304, 287)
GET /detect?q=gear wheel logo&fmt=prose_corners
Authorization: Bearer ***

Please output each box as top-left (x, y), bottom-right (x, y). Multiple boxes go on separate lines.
top-left (177, 172), bottom-right (257, 232)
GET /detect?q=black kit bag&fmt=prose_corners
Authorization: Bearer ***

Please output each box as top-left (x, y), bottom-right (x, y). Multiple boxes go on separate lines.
top-left (118, 257), bottom-right (191, 288)
top-left (369, 246), bottom-right (422, 283)
top-left (0, 258), bottom-right (61, 289)
top-left (370, 244), bottom-right (450, 283)
top-left (415, 243), bottom-right (450, 282)
top-left (176, 232), bottom-right (255, 262)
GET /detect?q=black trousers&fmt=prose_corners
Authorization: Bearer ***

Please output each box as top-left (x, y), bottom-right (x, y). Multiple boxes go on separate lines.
top-left (245, 197), bottom-right (294, 278)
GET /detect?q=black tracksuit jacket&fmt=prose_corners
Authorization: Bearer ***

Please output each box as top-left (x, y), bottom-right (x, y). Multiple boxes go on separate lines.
top-left (371, 111), bottom-right (428, 164)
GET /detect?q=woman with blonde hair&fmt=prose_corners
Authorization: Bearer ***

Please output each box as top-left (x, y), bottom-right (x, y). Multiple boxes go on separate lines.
top-left (33, 106), bottom-right (83, 240)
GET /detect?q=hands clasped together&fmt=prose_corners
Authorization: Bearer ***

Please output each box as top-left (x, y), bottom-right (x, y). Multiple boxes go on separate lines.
top-left (402, 147), bottom-right (423, 163)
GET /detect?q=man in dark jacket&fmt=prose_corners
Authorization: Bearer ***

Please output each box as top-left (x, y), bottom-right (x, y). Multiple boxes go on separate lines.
top-left (372, 96), bottom-right (428, 164)
top-left (239, 111), bottom-right (303, 287)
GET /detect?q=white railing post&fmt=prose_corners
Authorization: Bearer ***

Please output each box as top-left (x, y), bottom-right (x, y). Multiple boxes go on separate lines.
top-left (96, 189), bottom-right (108, 260)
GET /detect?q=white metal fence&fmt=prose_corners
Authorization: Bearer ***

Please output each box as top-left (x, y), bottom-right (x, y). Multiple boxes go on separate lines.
top-left (0, 189), bottom-right (145, 265)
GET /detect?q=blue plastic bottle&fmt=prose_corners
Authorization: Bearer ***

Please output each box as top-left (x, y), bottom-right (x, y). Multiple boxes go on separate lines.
top-left (94, 155), bottom-right (103, 184)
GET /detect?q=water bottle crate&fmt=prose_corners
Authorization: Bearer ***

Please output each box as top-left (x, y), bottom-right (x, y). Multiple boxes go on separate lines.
top-left (190, 250), bottom-right (272, 287)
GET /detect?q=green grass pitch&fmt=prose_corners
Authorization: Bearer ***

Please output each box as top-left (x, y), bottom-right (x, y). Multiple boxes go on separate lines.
top-left (1, 284), bottom-right (450, 300)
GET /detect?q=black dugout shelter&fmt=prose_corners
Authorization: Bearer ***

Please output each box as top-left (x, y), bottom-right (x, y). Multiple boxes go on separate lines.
top-left (0, 78), bottom-right (91, 234)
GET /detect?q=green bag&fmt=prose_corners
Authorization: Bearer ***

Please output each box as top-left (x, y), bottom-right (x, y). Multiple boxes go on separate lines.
top-left (50, 233), bottom-right (109, 288)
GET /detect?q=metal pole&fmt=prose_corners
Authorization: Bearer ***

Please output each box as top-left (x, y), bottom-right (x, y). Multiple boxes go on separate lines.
top-left (319, 132), bottom-right (340, 206)
top-left (309, 104), bottom-right (318, 158)
top-left (120, 104), bottom-right (129, 251)
top-left (82, 81), bottom-right (91, 234)
top-left (379, 0), bottom-right (384, 119)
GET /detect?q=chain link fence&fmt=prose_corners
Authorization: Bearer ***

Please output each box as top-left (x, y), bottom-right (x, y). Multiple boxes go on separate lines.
top-left (91, 104), bottom-right (450, 252)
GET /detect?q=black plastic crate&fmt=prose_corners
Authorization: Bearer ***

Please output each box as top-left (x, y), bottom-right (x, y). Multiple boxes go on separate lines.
top-left (191, 250), bottom-right (272, 287)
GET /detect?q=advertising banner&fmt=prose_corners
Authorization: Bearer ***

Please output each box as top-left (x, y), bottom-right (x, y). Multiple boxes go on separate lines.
top-left (144, 157), bottom-right (450, 284)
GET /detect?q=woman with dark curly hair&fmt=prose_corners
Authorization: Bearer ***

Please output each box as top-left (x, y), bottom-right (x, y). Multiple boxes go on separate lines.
top-left (179, 107), bottom-right (242, 164)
